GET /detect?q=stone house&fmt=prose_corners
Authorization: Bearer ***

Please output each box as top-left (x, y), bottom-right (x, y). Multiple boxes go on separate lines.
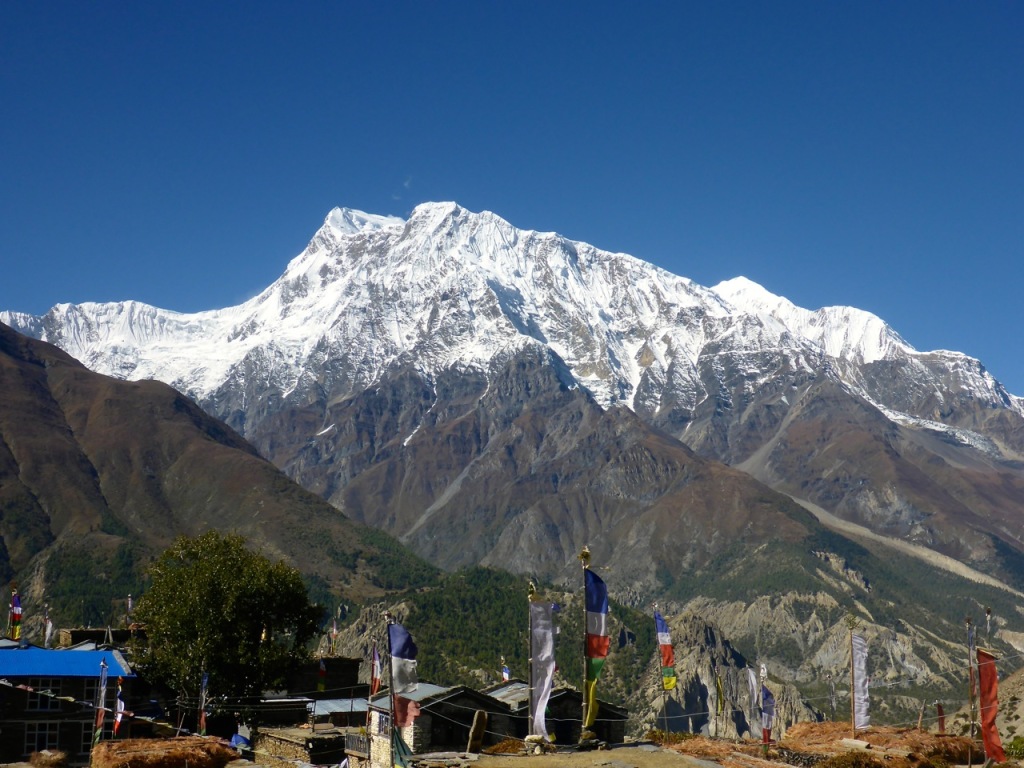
top-left (356, 684), bottom-right (512, 768)
top-left (484, 679), bottom-right (628, 744)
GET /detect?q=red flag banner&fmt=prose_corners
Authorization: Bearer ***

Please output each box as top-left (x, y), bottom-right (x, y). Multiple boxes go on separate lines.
top-left (394, 695), bottom-right (421, 727)
top-left (976, 648), bottom-right (1006, 763)
top-left (936, 703), bottom-right (945, 735)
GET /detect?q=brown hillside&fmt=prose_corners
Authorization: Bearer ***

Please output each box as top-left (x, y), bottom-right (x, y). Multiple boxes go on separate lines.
top-left (0, 321), bottom-right (434, 625)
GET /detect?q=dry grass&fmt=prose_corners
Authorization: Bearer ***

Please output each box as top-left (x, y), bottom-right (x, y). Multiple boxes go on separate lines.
top-left (780, 721), bottom-right (978, 764)
top-left (90, 736), bottom-right (237, 768)
top-left (477, 724), bottom-right (1006, 768)
top-left (29, 750), bottom-right (67, 768)
top-left (483, 738), bottom-right (527, 755)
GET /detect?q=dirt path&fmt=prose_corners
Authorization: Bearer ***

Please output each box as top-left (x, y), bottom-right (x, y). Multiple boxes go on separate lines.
top-left (475, 744), bottom-right (716, 767)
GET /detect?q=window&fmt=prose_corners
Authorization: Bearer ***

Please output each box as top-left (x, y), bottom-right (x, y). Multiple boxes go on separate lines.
top-left (26, 678), bottom-right (61, 711)
top-left (24, 722), bottom-right (59, 755)
top-left (83, 678), bottom-right (114, 710)
top-left (377, 712), bottom-right (391, 734)
top-left (80, 720), bottom-right (114, 755)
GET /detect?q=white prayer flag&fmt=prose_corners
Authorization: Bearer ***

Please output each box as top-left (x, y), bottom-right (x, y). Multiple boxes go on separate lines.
top-left (852, 633), bottom-right (870, 729)
top-left (529, 602), bottom-right (556, 740)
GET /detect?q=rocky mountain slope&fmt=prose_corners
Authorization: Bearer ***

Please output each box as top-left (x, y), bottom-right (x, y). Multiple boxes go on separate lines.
top-left (0, 321), bottom-right (436, 629)
top-left (4, 202), bottom-right (1022, 595)
top-left (1, 314), bottom-right (1018, 727)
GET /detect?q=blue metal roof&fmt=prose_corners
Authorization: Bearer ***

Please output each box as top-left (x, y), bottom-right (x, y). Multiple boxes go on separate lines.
top-left (0, 646), bottom-right (134, 678)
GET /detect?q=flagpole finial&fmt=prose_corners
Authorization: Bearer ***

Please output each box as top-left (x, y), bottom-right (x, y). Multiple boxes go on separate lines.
top-left (578, 545), bottom-right (591, 568)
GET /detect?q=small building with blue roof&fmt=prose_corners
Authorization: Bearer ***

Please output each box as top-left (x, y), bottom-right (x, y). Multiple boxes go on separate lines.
top-left (0, 643), bottom-right (135, 765)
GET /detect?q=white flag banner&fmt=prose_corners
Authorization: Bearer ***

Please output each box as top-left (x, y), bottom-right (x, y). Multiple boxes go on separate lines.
top-left (747, 668), bottom-right (758, 730)
top-left (852, 633), bottom-right (870, 729)
top-left (388, 623), bottom-right (419, 695)
top-left (529, 602), bottom-right (556, 740)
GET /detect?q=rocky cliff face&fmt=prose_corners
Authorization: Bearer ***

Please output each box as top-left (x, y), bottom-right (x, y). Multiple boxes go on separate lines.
top-left (0, 321), bottom-right (438, 627)
top-left (4, 203), bottom-right (1024, 627)
top-left (4, 203), bottom-right (1022, 594)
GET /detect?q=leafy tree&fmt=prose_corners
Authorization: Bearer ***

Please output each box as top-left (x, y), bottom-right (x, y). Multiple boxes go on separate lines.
top-left (133, 531), bottom-right (320, 703)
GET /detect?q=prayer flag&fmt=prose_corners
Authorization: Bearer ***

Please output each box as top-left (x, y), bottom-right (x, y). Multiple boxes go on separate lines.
top-left (654, 611), bottom-right (676, 691)
top-left (114, 678), bottom-right (126, 736)
top-left (199, 671), bottom-right (209, 735)
top-left (747, 668), bottom-right (758, 731)
top-left (94, 660), bottom-right (109, 747)
top-left (501, 664), bottom-right (510, 682)
top-left (968, 624), bottom-right (978, 703)
top-left (394, 695), bottom-right (421, 727)
top-left (936, 702), bottom-right (945, 735)
top-left (977, 648), bottom-right (1006, 762)
top-left (529, 602), bottom-right (556, 739)
top-left (392, 728), bottom-right (413, 768)
top-left (761, 683), bottom-right (775, 743)
top-left (852, 633), bottom-right (870, 729)
top-left (9, 589), bottom-right (21, 641)
top-left (716, 673), bottom-right (725, 714)
top-left (370, 643), bottom-right (382, 696)
top-left (318, 658), bottom-right (327, 692)
top-left (583, 568), bottom-right (609, 728)
top-left (389, 623), bottom-right (418, 695)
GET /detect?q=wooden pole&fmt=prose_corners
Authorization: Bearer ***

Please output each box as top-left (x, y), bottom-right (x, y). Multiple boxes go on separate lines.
top-left (850, 628), bottom-right (856, 739)
top-left (662, 689), bottom-right (668, 734)
top-left (966, 617), bottom-right (974, 768)
top-left (385, 611), bottom-right (395, 768)
top-left (654, 602), bottom-right (667, 735)
top-left (580, 545), bottom-right (591, 740)
top-left (846, 613), bottom-right (857, 740)
top-left (527, 582), bottom-right (536, 738)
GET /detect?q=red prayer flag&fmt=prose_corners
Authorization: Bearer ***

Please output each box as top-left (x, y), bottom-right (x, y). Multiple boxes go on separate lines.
top-left (393, 695), bottom-right (421, 727)
top-left (977, 648), bottom-right (1006, 763)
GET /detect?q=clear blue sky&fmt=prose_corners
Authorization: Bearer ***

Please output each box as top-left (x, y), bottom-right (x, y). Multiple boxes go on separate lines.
top-left (3, 3), bottom-right (1022, 393)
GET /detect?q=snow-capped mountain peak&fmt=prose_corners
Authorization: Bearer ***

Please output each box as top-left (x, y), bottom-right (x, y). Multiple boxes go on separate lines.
top-left (714, 275), bottom-right (911, 365)
top-left (324, 207), bottom-right (405, 235)
top-left (1, 202), bottom-right (1019, 430)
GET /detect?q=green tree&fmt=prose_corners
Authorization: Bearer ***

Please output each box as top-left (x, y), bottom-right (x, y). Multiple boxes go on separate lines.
top-left (134, 531), bottom-right (320, 703)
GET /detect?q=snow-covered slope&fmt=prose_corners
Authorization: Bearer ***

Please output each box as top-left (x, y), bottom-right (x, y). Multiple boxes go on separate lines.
top-left (2, 201), bottom-right (1020, 433)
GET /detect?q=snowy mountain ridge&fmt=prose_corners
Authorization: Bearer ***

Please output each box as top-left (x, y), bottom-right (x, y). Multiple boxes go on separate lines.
top-left (2, 201), bottom-right (1020, 430)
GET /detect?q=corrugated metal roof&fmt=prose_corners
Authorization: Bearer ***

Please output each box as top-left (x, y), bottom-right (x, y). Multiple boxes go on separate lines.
top-left (311, 697), bottom-right (369, 715)
top-left (484, 681), bottom-right (529, 708)
top-left (369, 683), bottom-right (452, 709)
top-left (0, 646), bottom-right (134, 677)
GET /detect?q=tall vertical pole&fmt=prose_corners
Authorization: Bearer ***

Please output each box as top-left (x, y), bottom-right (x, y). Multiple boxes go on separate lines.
top-left (849, 628), bottom-right (856, 739)
top-left (527, 581), bottom-right (536, 738)
top-left (655, 603), bottom-right (668, 735)
top-left (580, 545), bottom-right (591, 738)
top-left (966, 617), bottom-right (975, 768)
top-left (384, 610), bottom-right (395, 768)
top-left (845, 613), bottom-right (857, 740)
top-left (759, 664), bottom-right (768, 757)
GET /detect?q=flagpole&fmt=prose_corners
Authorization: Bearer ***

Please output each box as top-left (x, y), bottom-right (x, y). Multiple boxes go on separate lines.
top-left (655, 603), bottom-right (667, 735)
top-left (966, 616), bottom-right (975, 768)
top-left (528, 581), bottom-right (536, 738)
top-left (579, 545), bottom-right (590, 739)
top-left (384, 610), bottom-right (396, 768)
top-left (847, 614), bottom-right (857, 739)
